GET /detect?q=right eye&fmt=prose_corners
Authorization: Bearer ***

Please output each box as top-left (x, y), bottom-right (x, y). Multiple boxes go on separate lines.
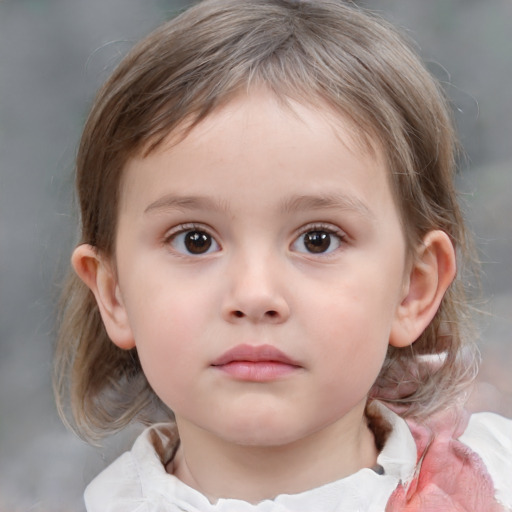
top-left (167, 228), bottom-right (220, 255)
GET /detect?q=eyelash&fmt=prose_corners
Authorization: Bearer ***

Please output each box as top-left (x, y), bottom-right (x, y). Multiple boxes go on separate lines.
top-left (164, 223), bottom-right (220, 256)
top-left (291, 223), bottom-right (347, 256)
top-left (163, 222), bottom-right (347, 257)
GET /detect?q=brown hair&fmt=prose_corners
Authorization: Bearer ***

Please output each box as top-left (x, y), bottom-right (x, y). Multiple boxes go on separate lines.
top-left (54, 0), bottom-right (479, 440)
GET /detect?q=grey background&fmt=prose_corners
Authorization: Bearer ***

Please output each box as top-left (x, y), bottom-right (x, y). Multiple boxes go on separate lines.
top-left (0, 0), bottom-right (510, 510)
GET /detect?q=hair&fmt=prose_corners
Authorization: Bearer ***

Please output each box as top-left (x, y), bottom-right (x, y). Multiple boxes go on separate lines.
top-left (54, 0), bottom-right (479, 441)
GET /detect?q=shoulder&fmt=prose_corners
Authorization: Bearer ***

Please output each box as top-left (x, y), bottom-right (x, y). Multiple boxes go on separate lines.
top-left (84, 423), bottom-right (180, 512)
top-left (461, 411), bottom-right (512, 447)
top-left (84, 451), bottom-right (144, 512)
top-left (459, 412), bottom-right (512, 508)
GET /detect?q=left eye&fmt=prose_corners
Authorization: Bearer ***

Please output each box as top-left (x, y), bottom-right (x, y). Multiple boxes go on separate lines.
top-left (292, 229), bottom-right (342, 254)
top-left (168, 229), bottom-right (220, 255)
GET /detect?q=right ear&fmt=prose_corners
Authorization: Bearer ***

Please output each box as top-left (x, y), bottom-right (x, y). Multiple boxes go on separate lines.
top-left (71, 244), bottom-right (135, 350)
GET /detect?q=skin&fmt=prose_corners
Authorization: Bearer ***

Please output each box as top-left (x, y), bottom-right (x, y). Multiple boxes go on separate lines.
top-left (73, 90), bottom-right (456, 503)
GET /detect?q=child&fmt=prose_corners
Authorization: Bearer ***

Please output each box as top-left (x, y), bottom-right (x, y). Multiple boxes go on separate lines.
top-left (54, 0), bottom-right (512, 510)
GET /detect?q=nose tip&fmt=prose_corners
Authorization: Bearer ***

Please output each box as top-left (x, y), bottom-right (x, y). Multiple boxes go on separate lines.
top-left (222, 271), bottom-right (290, 324)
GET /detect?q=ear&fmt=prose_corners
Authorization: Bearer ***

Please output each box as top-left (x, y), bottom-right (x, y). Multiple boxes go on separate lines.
top-left (390, 230), bottom-right (456, 348)
top-left (71, 244), bottom-right (135, 350)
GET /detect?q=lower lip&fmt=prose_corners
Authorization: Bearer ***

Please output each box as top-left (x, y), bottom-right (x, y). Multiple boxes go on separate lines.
top-left (214, 361), bottom-right (299, 381)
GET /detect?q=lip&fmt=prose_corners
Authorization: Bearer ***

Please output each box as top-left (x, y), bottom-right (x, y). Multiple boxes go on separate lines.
top-left (211, 344), bottom-right (302, 381)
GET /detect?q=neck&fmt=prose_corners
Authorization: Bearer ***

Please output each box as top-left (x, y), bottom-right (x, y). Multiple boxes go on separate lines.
top-left (170, 407), bottom-right (378, 504)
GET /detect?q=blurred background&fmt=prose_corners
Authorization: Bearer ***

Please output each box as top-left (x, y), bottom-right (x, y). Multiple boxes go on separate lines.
top-left (0, 0), bottom-right (510, 510)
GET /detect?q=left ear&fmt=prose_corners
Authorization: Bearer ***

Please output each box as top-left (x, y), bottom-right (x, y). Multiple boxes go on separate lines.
top-left (390, 230), bottom-right (456, 348)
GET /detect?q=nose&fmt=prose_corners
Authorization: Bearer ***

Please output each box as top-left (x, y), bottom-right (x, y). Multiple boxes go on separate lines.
top-left (221, 252), bottom-right (290, 324)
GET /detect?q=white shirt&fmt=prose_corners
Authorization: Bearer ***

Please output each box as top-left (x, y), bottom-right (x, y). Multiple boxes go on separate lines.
top-left (84, 405), bottom-right (512, 511)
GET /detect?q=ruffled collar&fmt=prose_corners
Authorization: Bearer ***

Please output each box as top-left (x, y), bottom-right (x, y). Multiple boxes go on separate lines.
top-left (129, 403), bottom-right (416, 511)
top-left (86, 403), bottom-right (508, 511)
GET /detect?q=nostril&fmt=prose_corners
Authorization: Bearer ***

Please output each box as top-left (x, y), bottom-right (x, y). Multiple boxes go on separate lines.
top-left (234, 310), bottom-right (244, 318)
top-left (266, 310), bottom-right (278, 318)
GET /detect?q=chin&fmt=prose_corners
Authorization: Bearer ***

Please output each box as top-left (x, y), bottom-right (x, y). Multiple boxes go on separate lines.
top-left (228, 432), bottom-right (300, 448)
top-left (217, 415), bottom-right (307, 448)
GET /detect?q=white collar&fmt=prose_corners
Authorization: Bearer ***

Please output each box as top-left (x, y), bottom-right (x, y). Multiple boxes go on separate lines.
top-left (126, 402), bottom-right (417, 511)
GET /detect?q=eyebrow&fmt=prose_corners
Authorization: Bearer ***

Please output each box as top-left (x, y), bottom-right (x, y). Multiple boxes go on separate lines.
top-left (144, 191), bottom-right (374, 220)
top-left (144, 194), bottom-right (228, 214)
top-left (281, 193), bottom-right (375, 220)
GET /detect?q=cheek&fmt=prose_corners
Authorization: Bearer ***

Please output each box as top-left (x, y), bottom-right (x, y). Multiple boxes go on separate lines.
top-left (309, 279), bottom-right (397, 381)
top-left (125, 268), bottom-right (215, 338)
top-left (317, 323), bottom-right (390, 384)
top-left (123, 284), bottom-right (211, 386)
top-left (132, 310), bottom-right (200, 413)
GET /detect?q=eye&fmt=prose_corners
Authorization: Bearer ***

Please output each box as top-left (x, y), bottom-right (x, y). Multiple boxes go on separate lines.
top-left (167, 228), bottom-right (220, 255)
top-left (291, 227), bottom-right (343, 255)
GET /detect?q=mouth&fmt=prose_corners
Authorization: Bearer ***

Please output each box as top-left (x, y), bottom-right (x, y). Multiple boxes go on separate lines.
top-left (211, 344), bottom-right (302, 382)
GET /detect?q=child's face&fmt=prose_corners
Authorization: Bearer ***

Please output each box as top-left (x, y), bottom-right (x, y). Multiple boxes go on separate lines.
top-left (111, 90), bottom-right (410, 447)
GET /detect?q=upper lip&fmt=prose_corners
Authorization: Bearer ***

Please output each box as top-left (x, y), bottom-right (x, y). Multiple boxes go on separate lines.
top-left (211, 344), bottom-right (301, 367)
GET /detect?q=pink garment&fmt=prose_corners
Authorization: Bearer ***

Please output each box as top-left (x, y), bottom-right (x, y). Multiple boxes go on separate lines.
top-left (386, 407), bottom-right (506, 511)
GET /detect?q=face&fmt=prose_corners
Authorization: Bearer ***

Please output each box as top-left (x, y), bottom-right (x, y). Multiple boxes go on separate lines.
top-left (112, 91), bottom-right (410, 447)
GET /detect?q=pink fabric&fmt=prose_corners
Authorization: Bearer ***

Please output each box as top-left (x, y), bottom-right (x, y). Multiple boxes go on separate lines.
top-left (386, 408), bottom-right (506, 512)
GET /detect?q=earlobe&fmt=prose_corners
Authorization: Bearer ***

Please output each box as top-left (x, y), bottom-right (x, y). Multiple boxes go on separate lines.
top-left (71, 244), bottom-right (136, 350)
top-left (390, 230), bottom-right (456, 348)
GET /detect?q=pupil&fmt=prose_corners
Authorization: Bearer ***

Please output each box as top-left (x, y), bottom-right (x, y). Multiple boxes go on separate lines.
top-left (185, 231), bottom-right (211, 254)
top-left (305, 231), bottom-right (331, 253)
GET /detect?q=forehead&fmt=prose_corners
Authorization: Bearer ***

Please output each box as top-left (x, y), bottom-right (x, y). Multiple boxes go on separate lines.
top-left (187, 90), bottom-right (377, 160)
top-left (119, 89), bottom-right (394, 219)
